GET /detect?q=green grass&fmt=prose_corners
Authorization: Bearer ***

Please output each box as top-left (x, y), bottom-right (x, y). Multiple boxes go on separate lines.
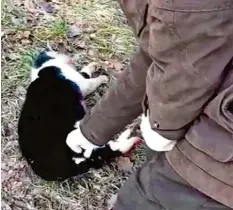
top-left (1, 49), bottom-right (37, 93)
top-left (50, 19), bottom-right (68, 37)
top-left (33, 19), bottom-right (68, 42)
top-left (73, 0), bottom-right (135, 59)
top-left (11, 49), bottom-right (36, 80)
top-left (91, 23), bottom-right (134, 58)
top-left (72, 1), bottom-right (96, 18)
top-left (1, 0), bottom-right (28, 30)
top-left (18, 49), bottom-right (37, 71)
top-left (1, 0), bottom-right (15, 27)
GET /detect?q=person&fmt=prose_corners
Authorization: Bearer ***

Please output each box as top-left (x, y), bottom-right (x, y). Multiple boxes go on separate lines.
top-left (66, 0), bottom-right (233, 209)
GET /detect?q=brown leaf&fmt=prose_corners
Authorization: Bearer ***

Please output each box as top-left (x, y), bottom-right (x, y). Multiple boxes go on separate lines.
top-left (74, 41), bottom-right (86, 49)
top-left (88, 49), bottom-right (95, 56)
top-left (67, 25), bottom-right (81, 38)
top-left (23, 30), bottom-right (31, 38)
top-left (24, 0), bottom-right (36, 13)
top-left (107, 59), bottom-right (123, 71)
top-left (116, 157), bottom-right (133, 172)
top-left (39, 1), bottom-right (55, 13)
top-left (1, 171), bottom-right (10, 183)
top-left (90, 33), bottom-right (96, 39)
top-left (21, 39), bottom-right (31, 45)
top-left (16, 30), bottom-right (31, 40)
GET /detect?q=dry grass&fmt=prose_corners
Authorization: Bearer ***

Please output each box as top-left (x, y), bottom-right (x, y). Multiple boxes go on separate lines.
top-left (1, 0), bottom-right (146, 209)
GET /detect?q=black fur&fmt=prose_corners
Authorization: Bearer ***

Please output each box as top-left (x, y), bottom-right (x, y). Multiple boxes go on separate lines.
top-left (18, 65), bottom-right (122, 181)
top-left (34, 50), bottom-right (53, 68)
top-left (80, 72), bottom-right (91, 79)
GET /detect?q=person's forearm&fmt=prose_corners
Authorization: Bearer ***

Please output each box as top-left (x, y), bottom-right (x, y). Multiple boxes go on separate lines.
top-left (79, 0), bottom-right (151, 146)
top-left (80, 50), bottom-right (152, 146)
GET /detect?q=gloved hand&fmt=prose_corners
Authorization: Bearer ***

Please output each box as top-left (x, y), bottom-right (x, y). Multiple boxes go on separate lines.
top-left (66, 122), bottom-right (142, 161)
top-left (66, 121), bottom-right (100, 158)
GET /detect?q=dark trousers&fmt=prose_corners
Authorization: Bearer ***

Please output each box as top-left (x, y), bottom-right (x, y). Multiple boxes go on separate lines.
top-left (114, 149), bottom-right (230, 210)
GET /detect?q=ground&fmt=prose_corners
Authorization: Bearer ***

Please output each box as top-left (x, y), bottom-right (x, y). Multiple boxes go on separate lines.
top-left (1, 1), bottom-right (146, 209)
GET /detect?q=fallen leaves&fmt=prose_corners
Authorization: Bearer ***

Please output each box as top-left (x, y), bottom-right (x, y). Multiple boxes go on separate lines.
top-left (23, 0), bottom-right (36, 13)
top-left (15, 30), bottom-right (32, 45)
top-left (22, 30), bottom-right (31, 38)
top-left (15, 30), bottom-right (30, 39)
top-left (72, 40), bottom-right (86, 49)
top-left (16, 0), bottom-right (55, 14)
top-left (39, 2), bottom-right (55, 13)
top-left (106, 59), bottom-right (123, 71)
top-left (67, 24), bottom-right (81, 38)
top-left (116, 157), bottom-right (133, 172)
top-left (104, 59), bottom-right (124, 79)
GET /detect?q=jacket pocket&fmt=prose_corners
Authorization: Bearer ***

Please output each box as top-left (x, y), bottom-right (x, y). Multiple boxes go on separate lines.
top-left (205, 85), bottom-right (233, 133)
top-left (186, 85), bottom-right (233, 162)
top-left (186, 115), bottom-right (233, 162)
top-left (119, 0), bottom-right (148, 37)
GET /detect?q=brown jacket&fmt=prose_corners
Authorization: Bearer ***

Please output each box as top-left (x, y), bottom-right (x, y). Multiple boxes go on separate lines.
top-left (80, 0), bottom-right (233, 207)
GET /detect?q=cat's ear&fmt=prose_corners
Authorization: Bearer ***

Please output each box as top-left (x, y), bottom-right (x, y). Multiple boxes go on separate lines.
top-left (34, 51), bottom-right (53, 69)
top-left (46, 40), bottom-right (53, 51)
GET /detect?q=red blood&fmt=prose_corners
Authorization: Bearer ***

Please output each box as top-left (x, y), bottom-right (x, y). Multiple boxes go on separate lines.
top-left (67, 59), bottom-right (73, 65)
top-left (123, 137), bottom-right (143, 157)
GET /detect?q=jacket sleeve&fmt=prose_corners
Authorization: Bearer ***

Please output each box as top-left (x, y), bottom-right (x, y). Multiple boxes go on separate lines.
top-left (80, 49), bottom-right (152, 146)
top-left (79, 1), bottom-right (151, 146)
top-left (145, 6), bottom-right (233, 140)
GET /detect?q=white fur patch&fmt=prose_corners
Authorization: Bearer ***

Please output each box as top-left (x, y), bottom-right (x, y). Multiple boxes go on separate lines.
top-left (31, 54), bottom-right (89, 93)
top-left (140, 114), bottom-right (176, 151)
top-left (72, 157), bottom-right (86, 164)
top-left (31, 67), bottom-right (40, 82)
top-left (108, 129), bottom-right (139, 153)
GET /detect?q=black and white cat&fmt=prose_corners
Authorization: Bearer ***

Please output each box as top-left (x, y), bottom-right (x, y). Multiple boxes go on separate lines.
top-left (18, 48), bottom-right (140, 181)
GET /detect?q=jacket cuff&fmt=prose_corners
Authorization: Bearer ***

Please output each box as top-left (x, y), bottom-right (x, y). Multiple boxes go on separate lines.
top-left (140, 114), bottom-right (177, 151)
top-left (153, 127), bottom-right (187, 141)
top-left (79, 115), bottom-right (106, 146)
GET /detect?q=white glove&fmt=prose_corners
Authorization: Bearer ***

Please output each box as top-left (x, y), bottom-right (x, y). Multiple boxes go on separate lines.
top-left (140, 113), bottom-right (177, 151)
top-left (66, 122), bottom-right (141, 165)
top-left (66, 122), bottom-right (100, 158)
